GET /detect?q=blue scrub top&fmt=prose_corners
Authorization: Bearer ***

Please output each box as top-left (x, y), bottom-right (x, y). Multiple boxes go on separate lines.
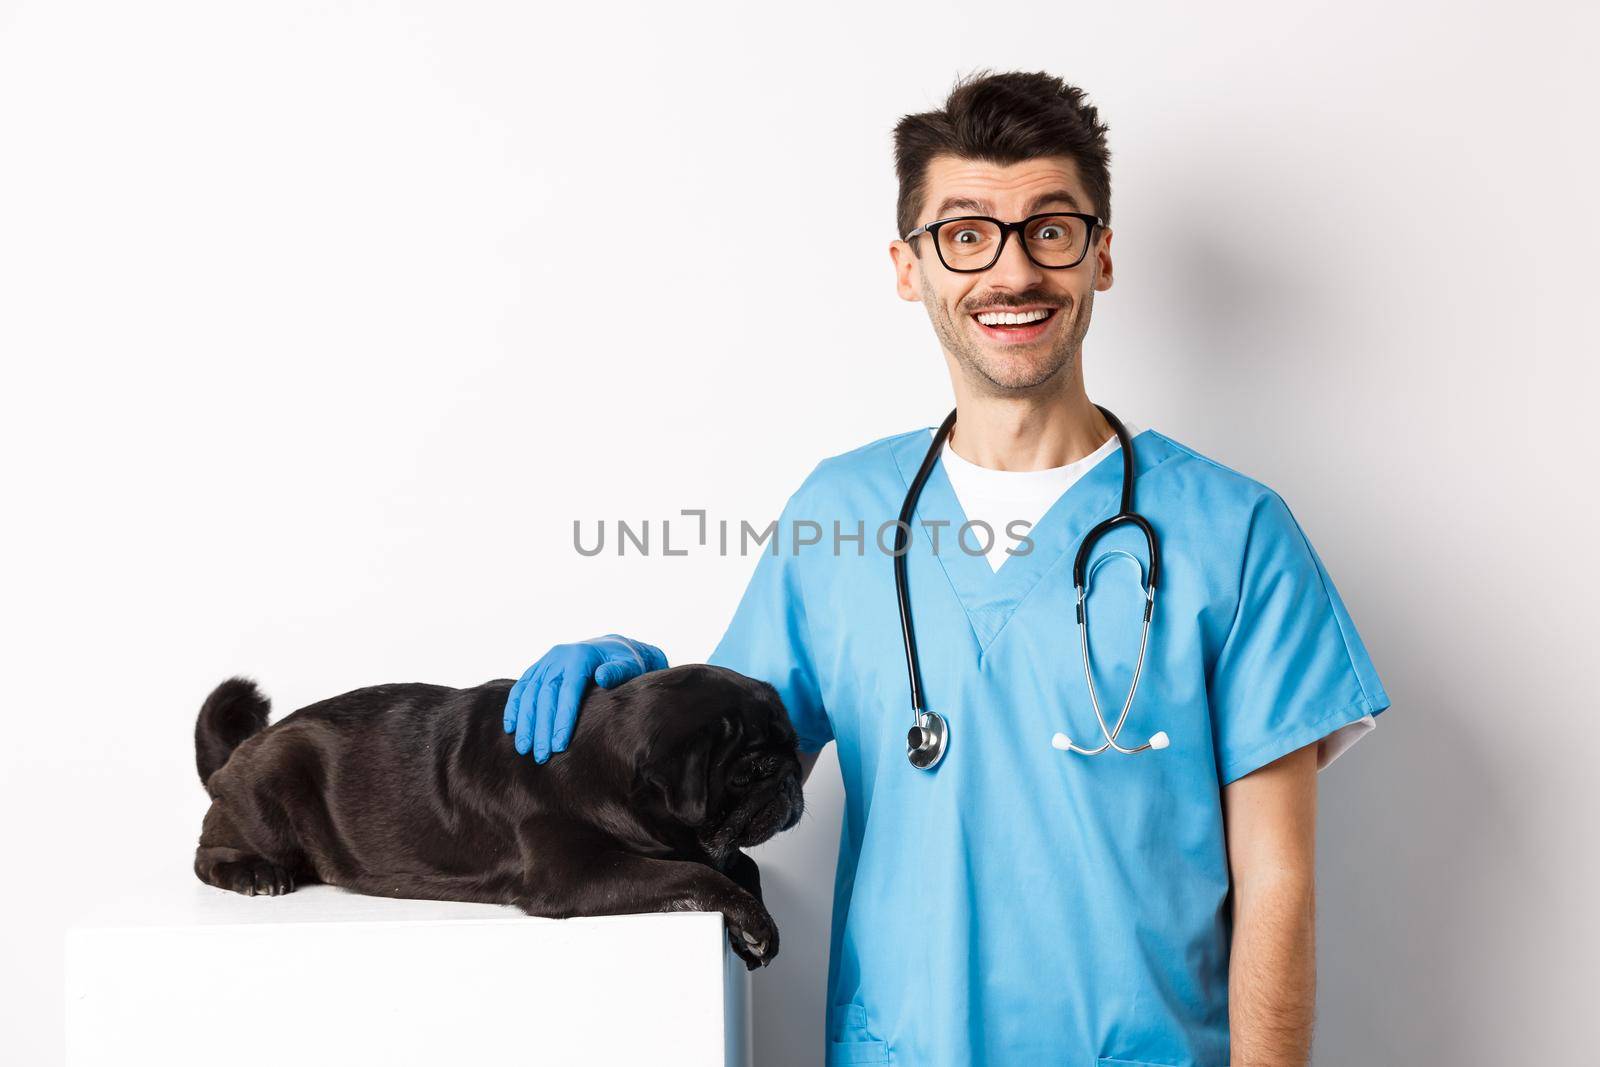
top-left (708, 425), bottom-right (1391, 1067)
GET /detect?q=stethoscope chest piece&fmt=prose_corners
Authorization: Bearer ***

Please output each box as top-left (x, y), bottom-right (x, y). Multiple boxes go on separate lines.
top-left (907, 710), bottom-right (949, 769)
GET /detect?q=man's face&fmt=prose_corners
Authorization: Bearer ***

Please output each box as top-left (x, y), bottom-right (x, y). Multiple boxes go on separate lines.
top-left (891, 154), bottom-right (1113, 395)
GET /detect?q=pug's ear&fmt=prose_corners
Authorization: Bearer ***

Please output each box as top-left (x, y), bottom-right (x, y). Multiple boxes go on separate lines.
top-left (642, 721), bottom-right (728, 827)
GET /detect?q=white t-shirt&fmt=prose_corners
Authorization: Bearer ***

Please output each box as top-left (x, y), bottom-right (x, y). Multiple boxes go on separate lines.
top-left (937, 418), bottom-right (1142, 574)
top-left (933, 418), bottom-right (1375, 770)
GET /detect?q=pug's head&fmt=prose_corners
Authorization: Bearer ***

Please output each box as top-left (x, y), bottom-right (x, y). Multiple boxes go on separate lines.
top-left (623, 664), bottom-right (805, 859)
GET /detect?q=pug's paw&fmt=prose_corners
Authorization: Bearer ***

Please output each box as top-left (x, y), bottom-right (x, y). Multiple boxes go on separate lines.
top-left (218, 858), bottom-right (297, 897)
top-left (726, 899), bottom-right (779, 970)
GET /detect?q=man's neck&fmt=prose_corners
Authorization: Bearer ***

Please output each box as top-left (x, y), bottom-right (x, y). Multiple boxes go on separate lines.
top-left (944, 391), bottom-right (1116, 473)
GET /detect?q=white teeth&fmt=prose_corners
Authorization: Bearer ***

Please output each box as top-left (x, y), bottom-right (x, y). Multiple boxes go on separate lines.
top-left (975, 309), bottom-right (1050, 326)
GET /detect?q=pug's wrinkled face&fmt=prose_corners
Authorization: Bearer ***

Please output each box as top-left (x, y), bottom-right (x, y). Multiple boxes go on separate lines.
top-left (711, 730), bottom-right (805, 850)
top-left (631, 664), bottom-right (805, 858)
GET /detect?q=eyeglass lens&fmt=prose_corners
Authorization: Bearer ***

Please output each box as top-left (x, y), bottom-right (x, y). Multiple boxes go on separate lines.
top-left (937, 215), bottom-right (1090, 270)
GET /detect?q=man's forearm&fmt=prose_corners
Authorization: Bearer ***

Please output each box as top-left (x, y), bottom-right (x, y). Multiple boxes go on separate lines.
top-left (1228, 871), bottom-right (1316, 1065)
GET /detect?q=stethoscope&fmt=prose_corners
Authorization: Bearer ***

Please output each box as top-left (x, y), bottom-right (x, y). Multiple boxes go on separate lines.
top-left (896, 405), bottom-right (1170, 770)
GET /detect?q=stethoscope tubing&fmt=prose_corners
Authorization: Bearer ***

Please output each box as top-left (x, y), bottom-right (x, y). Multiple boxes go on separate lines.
top-left (1067, 581), bottom-right (1159, 753)
top-left (894, 407), bottom-right (959, 720)
top-left (898, 404), bottom-right (1164, 768)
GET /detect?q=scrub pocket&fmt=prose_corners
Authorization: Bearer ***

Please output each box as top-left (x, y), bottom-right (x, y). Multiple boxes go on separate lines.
top-left (827, 1002), bottom-right (890, 1065)
top-left (828, 1042), bottom-right (889, 1065)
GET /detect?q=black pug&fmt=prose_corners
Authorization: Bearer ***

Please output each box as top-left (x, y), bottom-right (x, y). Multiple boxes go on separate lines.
top-left (192, 663), bottom-right (804, 969)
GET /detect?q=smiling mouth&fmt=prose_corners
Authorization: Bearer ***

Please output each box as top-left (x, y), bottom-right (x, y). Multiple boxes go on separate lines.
top-left (970, 306), bottom-right (1059, 342)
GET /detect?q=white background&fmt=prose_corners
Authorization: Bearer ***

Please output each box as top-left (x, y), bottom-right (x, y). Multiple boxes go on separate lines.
top-left (3, 2), bottom-right (1596, 1063)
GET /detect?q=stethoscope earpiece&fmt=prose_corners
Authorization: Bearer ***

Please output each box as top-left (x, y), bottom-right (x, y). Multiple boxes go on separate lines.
top-left (1052, 730), bottom-right (1170, 754)
top-left (898, 405), bottom-right (1165, 769)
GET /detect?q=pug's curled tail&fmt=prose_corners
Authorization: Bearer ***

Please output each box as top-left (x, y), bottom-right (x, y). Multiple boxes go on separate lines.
top-left (195, 676), bottom-right (271, 785)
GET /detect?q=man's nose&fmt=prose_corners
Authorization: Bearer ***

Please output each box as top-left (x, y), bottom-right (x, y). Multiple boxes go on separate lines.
top-left (985, 230), bottom-right (1047, 287)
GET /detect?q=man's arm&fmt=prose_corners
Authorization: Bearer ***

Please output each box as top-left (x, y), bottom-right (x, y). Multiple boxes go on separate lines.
top-left (1223, 741), bottom-right (1319, 1066)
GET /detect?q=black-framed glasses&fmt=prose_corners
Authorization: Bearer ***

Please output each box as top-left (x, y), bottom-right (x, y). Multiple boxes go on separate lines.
top-left (904, 211), bottom-right (1103, 272)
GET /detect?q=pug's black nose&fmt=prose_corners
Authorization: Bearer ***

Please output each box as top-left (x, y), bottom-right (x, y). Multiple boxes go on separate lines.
top-left (779, 776), bottom-right (803, 830)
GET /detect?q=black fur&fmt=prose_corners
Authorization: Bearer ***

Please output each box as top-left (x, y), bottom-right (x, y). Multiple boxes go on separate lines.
top-left (191, 664), bottom-right (804, 969)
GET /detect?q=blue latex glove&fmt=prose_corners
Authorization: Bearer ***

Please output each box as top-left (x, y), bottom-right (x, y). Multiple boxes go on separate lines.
top-left (503, 634), bottom-right (669, 761)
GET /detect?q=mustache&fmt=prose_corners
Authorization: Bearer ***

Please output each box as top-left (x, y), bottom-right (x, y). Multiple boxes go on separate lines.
top-left (959, 297), bottom-right (1070, 314)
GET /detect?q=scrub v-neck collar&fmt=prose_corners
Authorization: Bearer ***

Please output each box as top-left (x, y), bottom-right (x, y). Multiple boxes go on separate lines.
top-left (889, 424), bottom-right (1164, 654)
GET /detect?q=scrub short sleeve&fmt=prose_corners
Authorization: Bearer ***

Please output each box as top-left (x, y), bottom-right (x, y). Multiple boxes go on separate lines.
top-left (708, 486), bottom-right (833, 753)
top-left (1208, 489), bottom-right (1391, 784)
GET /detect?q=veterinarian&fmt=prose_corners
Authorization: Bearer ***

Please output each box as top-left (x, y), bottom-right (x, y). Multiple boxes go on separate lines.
top-left (504, 70), bottom-right (1390, 1067)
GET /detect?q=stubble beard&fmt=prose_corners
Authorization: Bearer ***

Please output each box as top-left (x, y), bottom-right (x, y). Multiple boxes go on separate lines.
top-left (924, 273), bottom-right (1094, 398)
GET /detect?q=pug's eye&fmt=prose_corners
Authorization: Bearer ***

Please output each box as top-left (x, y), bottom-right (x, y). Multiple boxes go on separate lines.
top-left (729, 755), bottom-right (769, 787)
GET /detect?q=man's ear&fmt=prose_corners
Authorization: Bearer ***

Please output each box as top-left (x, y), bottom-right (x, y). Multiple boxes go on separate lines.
top-left (642, 721), bottom-right (728, 826)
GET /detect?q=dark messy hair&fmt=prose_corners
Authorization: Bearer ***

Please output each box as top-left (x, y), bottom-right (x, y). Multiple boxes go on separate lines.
top-left (892, 69), bottom-right (1113, 247)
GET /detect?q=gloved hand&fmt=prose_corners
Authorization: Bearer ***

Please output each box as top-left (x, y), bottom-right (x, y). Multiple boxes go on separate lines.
top-left (503, 634), bottom-right (669, 762)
